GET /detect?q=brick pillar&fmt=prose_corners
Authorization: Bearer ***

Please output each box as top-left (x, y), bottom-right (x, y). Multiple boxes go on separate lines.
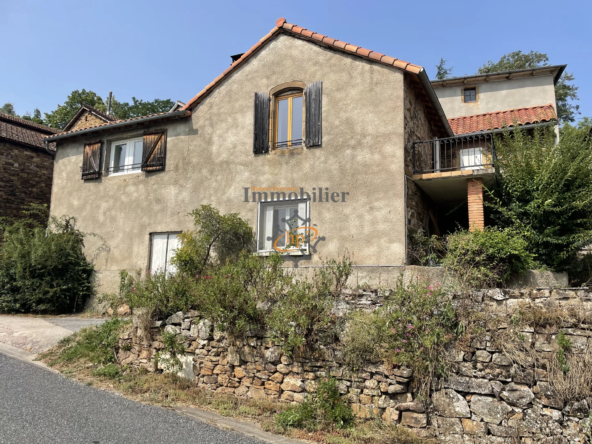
top-left (467, 178), bottom-right (484, 232)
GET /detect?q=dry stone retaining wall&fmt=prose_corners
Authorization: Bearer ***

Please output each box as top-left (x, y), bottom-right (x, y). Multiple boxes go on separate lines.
top-left (119, 287), bottom-right (592, 443)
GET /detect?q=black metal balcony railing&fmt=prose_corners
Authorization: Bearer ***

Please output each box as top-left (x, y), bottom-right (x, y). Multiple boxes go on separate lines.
top-left (106, 163), bottom-right (143, 174)
top-left (412, 133), bottom-right (496, 175)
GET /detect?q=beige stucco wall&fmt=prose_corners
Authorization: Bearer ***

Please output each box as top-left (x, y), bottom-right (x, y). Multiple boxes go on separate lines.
top-left (433, 75), bottom-right (557, 119)
top-left (50, 34), bottom-right (409, 295)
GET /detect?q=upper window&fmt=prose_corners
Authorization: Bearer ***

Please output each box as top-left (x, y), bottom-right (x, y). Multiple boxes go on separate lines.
top-left (274, 91), bottom-right (303, 149)
top-left (258, 199), bottom-right (309, 253)
top-left (150, 232), bottom-right (180, 275)
top-left (464, 87), bottom-right (477, 103)
top-left (109, 137), bottom-right (143, 175)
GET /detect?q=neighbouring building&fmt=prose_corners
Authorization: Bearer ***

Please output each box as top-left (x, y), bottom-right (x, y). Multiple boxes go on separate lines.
top-left (0, 112), bottom-right (59, 221)
top-left (44, 18), bottom-right (563, 294)
top-left (63, 104), bottom-right (116, 132)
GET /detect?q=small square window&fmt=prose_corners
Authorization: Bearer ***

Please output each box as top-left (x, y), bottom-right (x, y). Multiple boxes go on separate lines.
top-left (257, 199), bottom-right (310, 253)
top-left (150, 232), bottom-right (180, 275)
top-left (464, 88), bottom-right (477, 103)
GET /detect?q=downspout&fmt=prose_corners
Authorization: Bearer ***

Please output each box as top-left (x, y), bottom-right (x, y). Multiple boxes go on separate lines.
top-left (44, 140), bottom-right (55, 157)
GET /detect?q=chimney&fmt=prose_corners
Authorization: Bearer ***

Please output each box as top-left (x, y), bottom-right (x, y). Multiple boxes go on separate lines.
top-left (230, 53), bottom-right (244, 64)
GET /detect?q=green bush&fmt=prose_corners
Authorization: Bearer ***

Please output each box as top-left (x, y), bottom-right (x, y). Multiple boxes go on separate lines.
top-left (342, 278), bottom-right (458, 396)
top-left (51, 318), bottom-right (128, 366)
top-left (489, 125), bottom-right (592, 272)
top-left (171, 205), bottom-right (254, 276)
top-left (275, 377), bottom-right (353, 431)
top-left (443, 227), bottom-right (534, 288)
top-left (155, 330), bottom-right (187, 373)
top-left (0, 208), bottom-right (95, 314)
top-left (407, 228), bottom-right (445, 266)
top-left (119, 270), bottom-right (195, 319)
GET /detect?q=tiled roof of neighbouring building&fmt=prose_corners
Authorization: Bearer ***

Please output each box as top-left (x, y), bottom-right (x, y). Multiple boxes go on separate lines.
top-left (448, 104), bottom-right (557, 135)
top-left (0, 112), bottom-right (59, 150)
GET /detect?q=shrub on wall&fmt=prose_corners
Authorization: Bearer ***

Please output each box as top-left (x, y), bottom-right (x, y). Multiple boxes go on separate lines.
top-left (0, 207), bottom-right (94, 314)
top-left (171, 205), bottom-right (254, 276)
top-left (443, 227), bottom-right (534, 288)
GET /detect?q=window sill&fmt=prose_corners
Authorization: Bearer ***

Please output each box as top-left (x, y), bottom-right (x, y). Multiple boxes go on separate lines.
top-left (256, 250), bottom-right (309, 257)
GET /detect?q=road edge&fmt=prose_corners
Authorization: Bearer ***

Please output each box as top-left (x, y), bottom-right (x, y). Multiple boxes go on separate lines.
top-left (0, 342), bottom-right (58, 373)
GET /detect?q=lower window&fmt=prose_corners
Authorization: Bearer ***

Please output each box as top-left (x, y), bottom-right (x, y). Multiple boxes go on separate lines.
top-left (460, 147), bottom-right (483, 171)
top-left (257, 199), bottom-right (309, 252)
top-left (109, 137), bottom-right (143, 174)
top-left (150, 232), bottom-right (180, 275)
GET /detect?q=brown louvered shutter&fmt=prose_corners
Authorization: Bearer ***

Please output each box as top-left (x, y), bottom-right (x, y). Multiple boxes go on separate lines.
top-left (81, 141), bottom-right (102, 180)
top-left (253, 92), bottom-right (270, 154)
top-left (305, 81), bottom-right (322, 147)
top-left (142, 129), bottom-right (167, 172)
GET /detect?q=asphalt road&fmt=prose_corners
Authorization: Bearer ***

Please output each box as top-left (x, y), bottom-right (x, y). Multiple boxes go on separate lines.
top-left (0, 353), bottom-right (264, 444)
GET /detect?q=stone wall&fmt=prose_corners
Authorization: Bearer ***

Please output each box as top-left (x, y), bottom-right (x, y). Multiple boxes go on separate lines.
top-left (120, 287), bottom-right (592, 443)
top-left (0, 141), bottom-right (53, 220)
top-left (68, 110), bottom-right (108, 131)
top-left (403, 74), bottom-right (440, 242)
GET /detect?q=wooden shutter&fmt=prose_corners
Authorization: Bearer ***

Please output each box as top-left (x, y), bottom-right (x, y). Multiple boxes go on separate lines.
top-left (81, 141), bottom-right (102, 180)
top-left (142, 129), bottom-right (167, 172)
top-left (253, 92), bottom-right (270, 154)
top-left (305, 81), bottom-right (322, 147)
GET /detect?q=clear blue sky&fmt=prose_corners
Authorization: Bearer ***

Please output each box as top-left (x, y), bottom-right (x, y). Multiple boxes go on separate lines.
top-left (2, 0), bottom-right (590, 121)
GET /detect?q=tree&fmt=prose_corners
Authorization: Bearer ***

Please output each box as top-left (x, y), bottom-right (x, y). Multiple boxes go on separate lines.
top-left (477, 51), bottom-right (579, 123)
top-left (111, 97), bottom-right (175, 120)
top-left (0, 103), bottom-right (17, 116)
top-left (487, 125), bottom-right (592, 272)
top-left (44, 89), bottom-right (107, 129)
top-left (21, 108), bottom-right (44, 125)
top-left (435, 58), bottom-right (453, 80)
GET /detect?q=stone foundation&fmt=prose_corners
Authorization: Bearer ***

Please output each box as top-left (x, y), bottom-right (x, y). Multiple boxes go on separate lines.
top-left (119, 287), bottom-right (592, 443)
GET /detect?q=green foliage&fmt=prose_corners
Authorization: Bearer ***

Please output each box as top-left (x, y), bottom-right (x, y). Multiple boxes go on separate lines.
top-left (407, 228), bottom-right (445, 266)
top-left (583, 410), bottom-right (592, 444)
top-left (443, 227), bottom-right (534, 288)
top-left (21, 108), bottom-right (44, 124)
top-left (171, 205), bottom-right (254, 276)
top-left (275, 378), bottom-right (353, 431)
top-left (267, 256), bottom-right (351, 353)
top-left (111, 97), bottom-right (175, 120)
top-left (42, 89), bottom-right (174, 129)
top-left (343, 279), bottom-right (458, 396)
top-left (489, 126), bottom-right (592, 272)
top-left (0, 207), bottom-right (95, 314)
top-left (52, 318), bottom-right (128, 366)
top-left (44, 89), bottom-right (107, 129)
top-left (191, 252), bottom-right (288, 338)
top-left (477, 50), bottom-right (579, 123)
top-left (435, 58), bottom-right (453, 80)
top-left (92, 363), bottom-right (121, 379)
top-left (155, 331), bottom-right (186, 373)
top-left (0, 102), bottom-right (17, 116)
top-left (557, 330), bottom-right (572, 373)
top-left (119, 270), bottom-right (195, 319)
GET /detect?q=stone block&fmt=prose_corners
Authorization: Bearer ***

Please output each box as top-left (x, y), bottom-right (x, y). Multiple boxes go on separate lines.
top-left (432, 389), bottom-right (471, 418)
top-left (434, 417), bottom-right (463, 434)
top-left (280, 376), bottom-right (304, 392)
top-left (461, 418), bottom-right (488, 435)
top-left (401, 412), bottom-right (427, 428)
top-left (470, 396), bottom-right (512, 425)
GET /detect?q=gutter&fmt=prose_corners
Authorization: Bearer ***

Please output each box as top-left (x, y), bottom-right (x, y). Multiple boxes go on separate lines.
top-left (417, 69), bottom-right (454, 137)
top-left (43, 110), bottom-right (191, 143)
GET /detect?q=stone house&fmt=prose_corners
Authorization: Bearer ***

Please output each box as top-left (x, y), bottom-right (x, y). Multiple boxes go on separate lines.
top-left (43, 18), bottom-right (564, 293)
top-left (63, 104), bottom-right (116, 133)
top-left (0, 112), bottom-right (58, 221)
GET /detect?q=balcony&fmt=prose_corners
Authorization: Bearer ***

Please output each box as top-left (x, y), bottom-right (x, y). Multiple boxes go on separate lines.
top-left (412, 133), bottom-right (497, 206)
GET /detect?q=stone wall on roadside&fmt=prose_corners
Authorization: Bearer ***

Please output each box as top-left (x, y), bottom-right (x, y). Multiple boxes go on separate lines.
top-left (120, 287), bottom-right (592, 443)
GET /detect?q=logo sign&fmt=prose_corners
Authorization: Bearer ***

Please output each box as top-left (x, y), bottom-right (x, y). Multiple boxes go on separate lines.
top-left (273, 226), bottom-right (319, 253)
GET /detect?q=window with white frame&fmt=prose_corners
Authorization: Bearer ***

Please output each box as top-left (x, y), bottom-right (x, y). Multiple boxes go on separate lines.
top-left (460, 147), bottom-right (484, 170)
top-left (150, 232), bottom-right (180, 275)
top-left (108, 137), bottom-right (143, 174)
top-left (257, 199), bottom-right (309, 253)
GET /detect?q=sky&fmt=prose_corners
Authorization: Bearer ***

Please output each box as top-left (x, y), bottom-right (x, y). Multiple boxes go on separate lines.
top-left (1, 0), bottom-right (590, 122)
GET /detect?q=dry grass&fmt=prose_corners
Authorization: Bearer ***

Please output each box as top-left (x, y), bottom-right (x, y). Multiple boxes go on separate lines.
top-left (549, 349), bottom-right (592, 404)
top-left (40, 343), bottom-right (433, 444)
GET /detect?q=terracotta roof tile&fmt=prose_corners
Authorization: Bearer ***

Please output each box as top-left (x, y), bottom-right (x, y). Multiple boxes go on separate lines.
top-left (448, 104), bottom-right (557, 135)
top-left (356, 48), bottom-right (372, 57)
